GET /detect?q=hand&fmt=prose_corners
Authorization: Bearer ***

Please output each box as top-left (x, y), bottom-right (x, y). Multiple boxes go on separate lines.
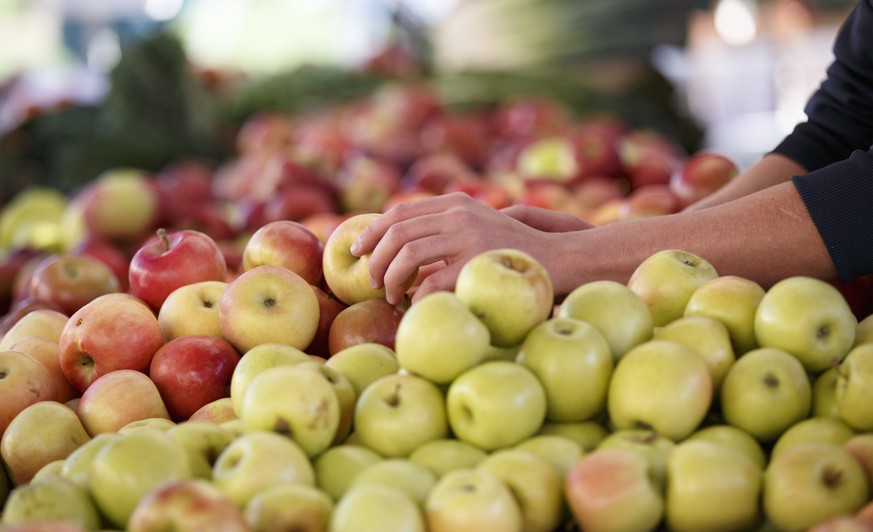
top-left (500, 204), bottom-right (593, 232)
top-left (350, 193), bottom-right (562, 304)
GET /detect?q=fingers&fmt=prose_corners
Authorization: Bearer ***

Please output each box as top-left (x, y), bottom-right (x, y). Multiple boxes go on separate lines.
top-left (379, 231), bottom-right (468, 304)
top-left (501, 204), bottom-right (591, 232)
top-left (409, 261), bottom-right (466, 304)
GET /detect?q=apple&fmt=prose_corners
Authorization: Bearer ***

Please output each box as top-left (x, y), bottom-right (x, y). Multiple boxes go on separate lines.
top-left (771, 416), bottom-right (856, 460)
top-left (516, 316), bottom-right (613, 422)
top-left (454, 248), bottom-right (554, 347)
top-left (228, 342), bottom-right (311, 414)
top-left (565, 448), bottom-right (665, 532)
top-left (0, 476), bottom-right (101, 530)
top-left (157, 280), bottom-right (228, 342)
top-left (619, 129), bottom-right (684, 190)
top-left (164, 421), bottom-right (234, 480)
top-left (26, 254), bottom-right (120, 316)
top-left (127, 478), bottom-right (248, 532)
top-left (238, 364), bottom-right (340, 457)
top-left (244, 483), bottom-right (334, 532)
top-left (328, 298), bottom-right (404, 356)
top-left (312, 443), bottom-right (383, 500)
top-left (842, 433), bottom-right (873, 489)
top-left (354, 372), bottom-right (448, 457)
top-left (596, 429), bottom-right (676, 487)
top-left (836, 344), bottom-right (873, 431)
top-left (0, 401), bottom-right (90, 485)
top-left (301, 211), bottom-right (347, 245)
top-left (627, 249), bottom-right (719, 328)
top-left (58, 432), bottom-right (120, 489)
top-left (685, 424), bottom-right (766, 469)
top-left (306, 284), bottom-right (347, 357)
top-left (88, 428), bottom-right (192, 529)
top-left (149, 335), bottom-right (241, 421)
top-left (763, 443), bottom-right (869, 531)
top-left (446, 360), bottom-right (547, 451)
top-left (478, 449), bottom-right (564, 532)
top-left (557, 279), bottom-right (653, 360)
top-left (336, 154), bottom-right (402, 213)
top-left (331, 483), bottom-right (426, 532)
top-left (755, 276), bottom-right (857, 374)
top-left (402, 152), bottom-right (478, 195)
top-left (188, 397), bottom-right (237, 424)
top-left (219, 264), bottom-right (319, 353)
top-left (58, 293), bottom-right (163, 392)
top-left (261, 183), bottom-right (338, 224)
top-left (323, 212), bottom-right (392, 306)
top-left (154, 159), bottom-right (214, 222)
top-left (129, 228), bottom-right (228, 311)
top-left (28, 459), bottom-right (66, 485)
top-left (665, 439), bottom-right (762, 532)
top-left (118, 417), bottom-right (176, 435)
top-left (70, 237), bottom-right (132, 292)
top-left (538, 420), bottom-right (609, 452)
top-left (4, 337), bottom-right (76, 405)
top-left (0, 247), bottom-right (45, 313)
top-left (652, 314), bottom-right (735, 392)
top-left (408, 438), bottom-right (489, 479)
top-left (211, 430), bottom-right (315, 508)
top-left (607, 339), bottom-right (712, 441)
top-left (350, 458), bottom-right (437, 506)
top-left (419, 113), bottom-right (491, 168)
top-left (492, 96), bottom-right (570, 143)
top-left (720, 347), bottom-right (812, 442)
top-left (813, 367), bottom-right (842, 418)
top-left (324, 342), bottom-right (400, 396)
top-left (76, 369), bottom-right (169, 435)
top-left (306, 362), bottom-right (357, 445)
top-left (394, 291), bottom-right (490, 385)
top-left (425, 467), bottom-right (523, 532)
top-left (683, 274), bottom-right (766, 355)
top-left (516, 136), bottom-right (580, 182)
top-left (514, 434), bottom-right (584, 480)
top-left (669, 151), bottom-right (739, 208)
top-left (856, 314), bottom-right (873, 347)
top-left (623, 184), bottom-right (681, 219)
top-left (0, 308), bottom-right (68, 349)
top-left (0, 350), bottom-right (57, 439)
top-left (77, 168), bottom-right (159, 241)
top-left (242, 220), bottom-right (324, 285)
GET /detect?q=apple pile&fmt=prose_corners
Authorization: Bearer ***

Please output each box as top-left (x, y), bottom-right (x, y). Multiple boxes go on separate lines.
top-left (1, 216), bottom-right (873, 531)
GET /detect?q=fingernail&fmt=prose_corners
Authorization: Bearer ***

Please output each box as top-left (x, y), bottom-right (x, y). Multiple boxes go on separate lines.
top-left (370, 277), bottom-right (378, 288)
top-left (350, 241), bottom-right (360, 255)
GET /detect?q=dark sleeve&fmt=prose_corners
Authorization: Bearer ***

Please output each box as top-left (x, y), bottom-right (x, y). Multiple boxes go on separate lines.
top-left (791, 147), bottom-right (873, 281)
top-left (772, 0), bottom-right (873, 171)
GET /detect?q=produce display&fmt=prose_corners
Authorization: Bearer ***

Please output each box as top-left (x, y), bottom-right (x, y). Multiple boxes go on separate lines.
top-left (2, 64), bottom-right (873, 531)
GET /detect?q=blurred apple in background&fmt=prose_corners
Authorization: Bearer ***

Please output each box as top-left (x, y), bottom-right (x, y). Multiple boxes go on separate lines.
top-left (245, 482), bottom-right (334, 532)
top-left (402, 152), bottom-right (479, 195)
top-left (301, 211), bottom-right (348, 245)
top-left (157, 280), bottom-right (228, 342)
top-left (336, 155), bottom-right (402, 214)
top-left (153, 159), bottom-right (215, 225)
top-left (242, 220), bottom-right (324, 285)
top-left (76, 369), bottom-right (170, 436)
top-left (58, 293), bottom-right (164, 393)
top-left (669, 151), bottom-right (739, 209)
top-left (516, 136), bottom-right (581, 184)
top-left (69, 238), bottom-right (131, 292)
top-left (328, 298), bottom-right (404, 356)
top-left (0, 476), bottom-right (101, 530)
top-left (623, 184), bottom-right (681, 219)
top-left (26, 254), bottom-right (120, 316)
top-left (262, 183), bottom-right (338, 224)
top-left (419, 112), bottom-right (491, 168)
top-left (76, 168), bottom-right (160, 242)
top-left (0, 350), bottom-right (58, 439)
top-left (129, 228), bottom-right (228, 312)
top-left (619, 130), bottom-right (684, 190)
top-left (0, 247), bottom-right (45, 314)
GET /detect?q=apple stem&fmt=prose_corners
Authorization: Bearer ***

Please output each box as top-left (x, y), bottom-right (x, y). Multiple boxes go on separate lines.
top-left (157, 228), bottom-right (170, 252)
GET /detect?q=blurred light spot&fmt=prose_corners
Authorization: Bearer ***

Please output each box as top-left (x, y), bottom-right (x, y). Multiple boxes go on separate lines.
top-left (714, 0), bottom-right (757, 46)
top-left (86, 27), bottom-right (121, 73)
top-left (145, 0), bottom-right (185, 21)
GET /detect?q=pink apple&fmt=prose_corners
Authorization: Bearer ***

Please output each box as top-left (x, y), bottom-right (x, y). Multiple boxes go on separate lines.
top-left (27, 254), bottom-right (120, 316)
top-left (76, 369), bottom-right (170, 435)
top-left (328, 298), bottom-right (405, 356)
top-left (419, 113), bottom-right (491, 168)
top-left (127, 478), bottom-right (249, 532)
top-left (154, 159), bottom-right (214, 225)
top-left (402, 152), bottom-right (478, 195)
top-left (149, 335), bottom-right (241, 421)
top-left (301, 212), bottom-right (348, 245)
top-left (262, 183), bottom-right (338, 223)
top-left (70, 237), bottom-right (131, 292)
top-left (189, 397), bottom-right (237, 424)
top-left (242, 221), bottom-right (324, 285)
top-left (129, 228), bottom-right (228, 311)
top-left (58, 293), bottom-right (164, 393)
top-left (669, 151), bottom-right (739, 208)
top-left (623, 184), bottom-right (681, 218)
top-left (336, 155), bottom-right (403, 214)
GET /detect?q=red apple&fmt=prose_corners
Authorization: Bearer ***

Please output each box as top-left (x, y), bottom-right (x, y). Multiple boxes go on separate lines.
top-left (58, 293), bottom-right (164, 393)
top-left (76, 369), bottom-right (170, 435)
top-left (155, 159), bottom-right (214, 224)
top-left (492, 97), bottom-right (570, 142)
top-left (670, 151), bottom-right (739, 208)
top-left (129, 228), bottom-right (228, 311)
top-left (402, 152), bottom-right (478, 195)
top-left (235, 112), bottom-right (294, 155)
top-left (70, 237), bottom-right (131, 292)
top-left (149, 335), bottom-right (241, 421)
top-left (170, 202), bottom-right (237, 242)
top-left (327, 299), bottom-right (404, 356)
top-left (242, 221), bottom-right (324, 285)
top-left (567, 117), bottom-right (626, 179)
top-left (307, 284), bottom-right (347, 358)
top-left (624, 184), bottom-right (681, 218)
top-left (419, 112), bottom-right (491, 168)
top-left (572, 176), bottom-right (628, 212)
top-left (27, 254), bottom-right (121, 316)
top-left (262, 183), bottom-right (338, 223)
top-left (620, 130), bottom-right (685, 190)
top-left (10, 253), bottom-right (50, 308)
top-left (336, 155), bottom-right (403, 214)
top-left (0, 247), bottom-right (44, 314)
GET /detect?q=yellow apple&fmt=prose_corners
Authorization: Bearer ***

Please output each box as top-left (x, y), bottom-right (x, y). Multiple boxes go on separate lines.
top-left (683, 274), bottom-right (766, 354)
top-left (425, 468), bottom-right (523, 532)
top-left (157, 280), bottom-right (228, 342)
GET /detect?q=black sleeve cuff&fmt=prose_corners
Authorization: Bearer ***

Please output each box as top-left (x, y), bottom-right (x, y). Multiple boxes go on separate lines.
top-left (791, 148), bottom-right (873, 282)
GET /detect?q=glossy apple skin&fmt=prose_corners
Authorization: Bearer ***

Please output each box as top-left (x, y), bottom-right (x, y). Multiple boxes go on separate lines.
top-left (149, 335), bottom-right (241, 422)
top-left (243, 221), bottom-right (324, 286)
top-left (129, 229), bottom-right (228, 311)
top-left (58, 293), bottom-right (164, 393)
top-left (307, 285), bottom-right (347, 358)
top-left (328, 299), bottom-right (404, 356)
top-left (27, 254), bottom-right (121, 316)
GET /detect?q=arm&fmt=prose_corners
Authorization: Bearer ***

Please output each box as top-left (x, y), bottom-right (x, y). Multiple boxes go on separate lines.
top-left (684, 153), bottom-right (807, 210)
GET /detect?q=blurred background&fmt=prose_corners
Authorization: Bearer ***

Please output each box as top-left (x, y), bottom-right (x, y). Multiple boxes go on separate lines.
top-left (0, 0), bottom-right (858, 202)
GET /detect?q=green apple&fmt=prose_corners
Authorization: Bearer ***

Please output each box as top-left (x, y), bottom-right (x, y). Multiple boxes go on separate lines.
top-left (665, 439), bottom-right (762, 532)
top-left (596, 429), bottom-right (676, 487)
top-left (626, 249), bottom-right (718, 328)
top-left (855, 314), bottom-right (873, 347)
top-left (538, 420), bottom-right (609, 451)
top-left (0, 400), bottom-right (90, 485)
top-left (330, 483), bottom-right (425, 532)
top-left (685, 424), bottom-right (766, 469)
top-left (842, 433), bottom-right (873, 489)
top-left (684, 274), bottom-right (766, 354)
top-left (516, 317), bottom-right (613, 422)
top-left (478, 449), bottom-right (564, 532)
top-left (166, 420), bottom-right (235, 479)
top-left (812, 367), bottom-right (842, 418)
top-left (157, 280), bottom-right (228, 342)
top-left (771, 416), bottom-right (855, 460)
top-left (514, 434), bottom-right (583, 480)
top-left (229, 342), bottom-right (311, 414)
top-left (88, 428), bottom-right (192, 529)
top-left (557, 279), bottom-right (653, 359)
top-left (447, 360), bottom-right (547, 451)
top-left (59, 432), bottom-right (121, 488)
top-left (754, 276), bottom-right (857, 374)
top-left (118, 417), bottom-right (177, 434)
top-left (325, 342), bottom-right (400, 396)
top-left (212, 430), bottom-right (315, 507)
top-left (653, 314), bottom-right (735, 392)
top-left (764, 443), bottom-right (869, 531)
top-left (720, 347), bottom-right (812, 442)
top-left (78, 167), bottom-right (159, 240)
top-left (28, 459), bottom-right (65, 484)
top-left (245, 482), bottom-right (334, 532)
top-left (350, 458), bottom-right (437, 505)
top-left (425, 468), bottom-right (523, 532)
top-left (454, 248), bottom-right (554, 347)
top-left (239, 364), bottom-right (340, 457)
top-left (219, 264), bottom-right (320, 353)
top-left (395, 291), bottom-right (490, 384)
top-left (354, 373), bottom-right (448, 457)
top-left (323, 212), bottom-right (396, 306)
top-left (408, 439), bottom-right (489, 479)
top-left (565, 448), bottom-right (664, 532)
top-left (836, 343), bottom-right (873, 431)
top-left (313, 444), bottom-right (383, 500)
top-left (1, 476), bottom-right (101, 530)
top-left (481, 343), bottom-right (520, 363)
top-left (127, 478), bottom-right (249, 532)
top-left (517, 136), bottom-right (579, 180)
top-left (607, 339), bottom-right (712, 441)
